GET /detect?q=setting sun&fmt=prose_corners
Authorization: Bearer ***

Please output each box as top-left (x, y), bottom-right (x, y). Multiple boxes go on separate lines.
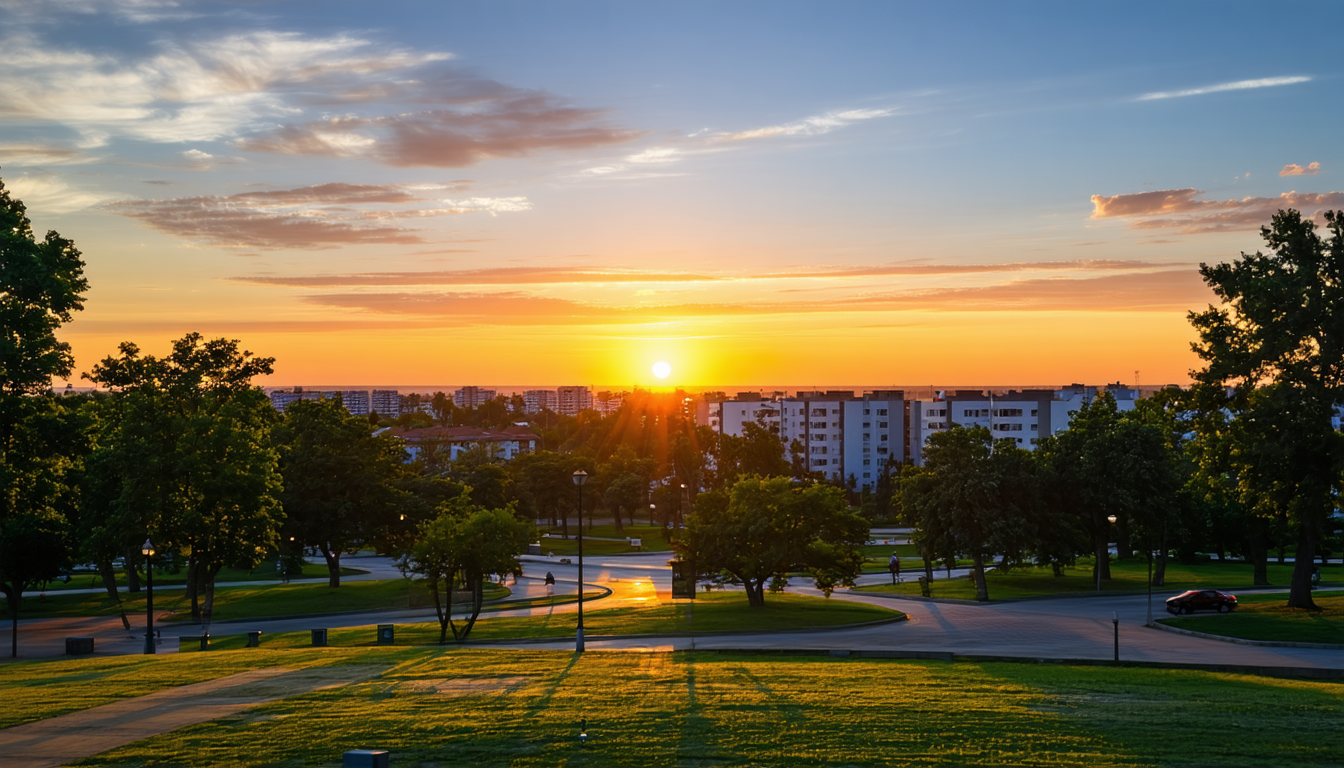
top-left (652, 361), bottom-right (672, 379)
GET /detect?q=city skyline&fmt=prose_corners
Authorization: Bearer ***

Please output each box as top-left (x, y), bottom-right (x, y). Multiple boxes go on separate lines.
top-left (4, 1), bottom-right (1341, 388)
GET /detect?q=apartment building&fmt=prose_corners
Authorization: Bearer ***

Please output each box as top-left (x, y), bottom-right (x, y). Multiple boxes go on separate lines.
top-left (702, 390), bottom-right (906, 490)
top-left (453, 386), bottom-right (497, 409)
top-left (268, 388), bottom-right (370, 416)
top-left (523, 389), bottom-right (559, 414)
top-left (370, 389), bottom-right (401, 418)
top-left (904, 383), bottom-right (1139, 464)
top-left (557, 386), bottom-right (594, 416)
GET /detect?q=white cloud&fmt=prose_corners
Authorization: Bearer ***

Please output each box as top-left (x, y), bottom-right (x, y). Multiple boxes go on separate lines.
top-left (1280, 162), bottom-right (1321, 177)
top-left (1136, 76), bottom-right (1311, 101)
top-left (6, 174), bottom-right (113, 214)
top-left (718, 107), bottom-right (895, 142)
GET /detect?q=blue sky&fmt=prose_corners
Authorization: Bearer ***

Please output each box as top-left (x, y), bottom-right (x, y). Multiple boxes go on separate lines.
top-left (2, 0), bottom-right (1340, 387)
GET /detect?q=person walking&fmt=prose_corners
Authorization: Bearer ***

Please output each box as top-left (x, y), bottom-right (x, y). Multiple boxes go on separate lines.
top-left (888, 553), bottom-right (902, 584)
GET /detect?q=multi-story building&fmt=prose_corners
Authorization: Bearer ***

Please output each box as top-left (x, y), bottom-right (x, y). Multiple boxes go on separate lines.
top-left (904, 383), bottom-right (1139, 465)
top-left (385, 425), bottom-right (540, 464)
top-left (269, 388), bottom-right (370, 417)
top-left (370, 389), bottom-right (401, 418)
top-left (594, 390), bottom-right (624, 415)
top-left (557, 386), bottom-right (594, 416)
top-left (453, 386), bottom-right (497, 409)
top-left (523, 389), bottom-right (559, 414)
top-left (702, 390), bottom-right (906, 490)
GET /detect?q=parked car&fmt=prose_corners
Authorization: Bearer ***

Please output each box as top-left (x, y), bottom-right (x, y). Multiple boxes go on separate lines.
top-left (1165, 589), bottom-right (1237, 615)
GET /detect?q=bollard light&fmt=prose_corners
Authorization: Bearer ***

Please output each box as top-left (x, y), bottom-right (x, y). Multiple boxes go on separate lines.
top-left (579, 718), bottom-right (588, 746)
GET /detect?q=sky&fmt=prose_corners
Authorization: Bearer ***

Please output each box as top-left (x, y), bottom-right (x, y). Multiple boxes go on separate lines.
top-left (3, 0), bottom-right (1341, 390)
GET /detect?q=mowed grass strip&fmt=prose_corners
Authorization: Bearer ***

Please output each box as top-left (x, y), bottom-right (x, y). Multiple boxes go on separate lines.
top-left (201, 591), bottom-right (903, 650)
top-left (14, 579), bottom-right (508, 623)
top-left (35, 560), bottom-right (366, 593)
top-left (36, 649), bottom-right (1340, 768)
top-left (1159, 591), bottom-right (1343, 644)
top-left (856, 560), bottom-right (1341, 600)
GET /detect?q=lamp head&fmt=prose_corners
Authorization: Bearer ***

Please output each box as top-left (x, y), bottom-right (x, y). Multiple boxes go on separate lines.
top-left (572, 469), bottom-right (588, 486)
top-left (1107, 515), bottom-right (1118, 524)
top-left (141, 538), bottom-right (155, 557)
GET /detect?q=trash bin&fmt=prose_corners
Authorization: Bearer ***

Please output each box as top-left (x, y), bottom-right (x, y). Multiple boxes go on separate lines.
top-left (528, 542), bottom-right (542, 555)
top-left (311, 628), bottom-right (328, 647)
top-left (377, 624), bottom-right (394, 645)
top-left (343, 749), bottom-right (390, 768)
top-left (246, 631), bottom-right (262, 648)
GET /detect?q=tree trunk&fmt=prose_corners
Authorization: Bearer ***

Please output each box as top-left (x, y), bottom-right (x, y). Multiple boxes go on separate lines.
top-left (971, 552), bottom-right (989, 602)
top-left (431, 576), bottom-right (448, 644)
top-left (1154, 549), bottom-right (1167, 587)
top-left (9, 600), bottom-right (17, 659)
top-left (744, 577), bottom-right (765, 608)
top-left (319, 543), bottom-right (342, 588)
top-left (186, 556), bottom-right (200, 622)
top-left (200, 566), bottom-right (220, 633)
top-left (613, 510), bottom-right (624, 533)
top-left (1248, 517), bottom-right (1270, 585)
top-left (1286, 518), bottom-right (1320, 610)
top-left (1095, 537), bottom-right (1111, 582)
top-left (125, 559), bottom-right (141, 593)
top-left (99, 559), bottom-right (120, 600)
top-left (560, 511), bottom-right (569, 540)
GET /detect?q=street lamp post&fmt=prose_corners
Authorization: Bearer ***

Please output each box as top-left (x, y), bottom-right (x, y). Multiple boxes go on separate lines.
top-left (679, 483), bottom-right (687, 528)
top-left (573, 470), bottom-right (588, 653)
top-left (141, 538), bottom-right (155, 655)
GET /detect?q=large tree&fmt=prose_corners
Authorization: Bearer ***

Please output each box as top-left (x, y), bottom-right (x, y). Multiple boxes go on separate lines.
top-left (85, 334), bottom-right (283, 624)
top-left (273, 396), bottom-right (411, 587)
top-left (406, 493), bottom-right (532, 643)
top-left (674, 476), bottom-right (867, 607)
top-left (1189, 209), bottom-right (1344, 609)
top-left (899, 426), bottom-right (1040, 601)
top-left (0, 175), bottom-right (89, 656)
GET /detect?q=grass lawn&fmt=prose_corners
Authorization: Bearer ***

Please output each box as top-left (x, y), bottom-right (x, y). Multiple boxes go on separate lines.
top-left (190, 591), bottom-right (902, 650)
top-left (11, 579), bottom-right (509, 623)
top-left (36, 560), bottom-right (366, 593)
top-left (2, 649), bottom-right (1339, 767)
top-left (855, 559), bottom-right (1343, 600)
top-left (1159, 591), bottom-right (1343, 644)
top-left (539, 522), bottom-right (674, 555)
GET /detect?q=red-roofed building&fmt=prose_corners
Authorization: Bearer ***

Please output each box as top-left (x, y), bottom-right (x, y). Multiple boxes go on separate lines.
top-left (384, 425), bottom-right (540, 464)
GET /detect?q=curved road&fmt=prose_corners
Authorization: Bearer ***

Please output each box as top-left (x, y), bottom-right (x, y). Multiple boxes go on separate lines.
top-left (6, 552), bottom-right (1340, 674)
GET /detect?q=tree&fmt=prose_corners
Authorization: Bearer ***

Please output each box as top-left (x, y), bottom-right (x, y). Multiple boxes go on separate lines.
top-left (713, 421), bottom-right (789, 488)
top-left (273, 397), bottom-right (411, 587)
top-left (1189, 209), bottom-right (1344, 609)
top-left (899, 427), bottom-right (1040, 601)
top-left (0, 175), bottom-right (89, 657)
top-left (406, 492), bottom-right (532, 642)
top-left (85, 334), bottom-right (283, 624)
top-left (673, 476), bottom-right (867, 607)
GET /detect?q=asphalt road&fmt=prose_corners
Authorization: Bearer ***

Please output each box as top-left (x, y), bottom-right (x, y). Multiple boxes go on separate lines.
top-left (4, 552), bottom-right (1340, 673)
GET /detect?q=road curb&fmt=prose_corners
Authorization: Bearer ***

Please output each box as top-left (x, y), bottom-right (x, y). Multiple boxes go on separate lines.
top-left (1149, 619), bottom-right (1344, 650)
top-left (456, 613), bottom-right (909, 647)
top-left (690, 648), bottom-right (1344, 680)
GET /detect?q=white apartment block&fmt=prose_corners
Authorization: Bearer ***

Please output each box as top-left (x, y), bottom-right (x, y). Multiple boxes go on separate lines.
top-left (557, 386), bottom-right (594, 416)
top-left (523, 389), bottom-right (559, 414)
top-left (385, 425), bottom-right (540, 464)
top-left (268, 388), bottom-right (371, 416)
top-left (702, 390), bottom-right (906, 490)
top-left (453, 386), bottom-right (497, 409)
top-left (370, 389), bottom-right (401, 418)
top-left (904, 383), bottom-right (1139, 465)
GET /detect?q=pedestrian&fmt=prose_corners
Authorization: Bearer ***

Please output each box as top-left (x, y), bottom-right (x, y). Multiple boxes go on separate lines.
top-left (544, 570), bottom-right (555, 598)
top-left (888, 553), bottom-right (901, 584)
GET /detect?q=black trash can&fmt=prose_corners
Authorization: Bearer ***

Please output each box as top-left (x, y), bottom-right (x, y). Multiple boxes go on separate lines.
top-left (377, 624), bottom-right (394, 645)
top-left (246, 631), bottom-right (262, 648)
top-left (311, 628), bottom-right (328, 647)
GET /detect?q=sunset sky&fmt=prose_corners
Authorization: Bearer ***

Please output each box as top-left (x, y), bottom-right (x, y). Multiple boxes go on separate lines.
top-left (4, 0), bottom-right (1341, 390)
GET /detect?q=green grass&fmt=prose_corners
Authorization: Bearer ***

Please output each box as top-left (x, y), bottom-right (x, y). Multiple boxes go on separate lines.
top-left (35, 560), bottom-right (366, 593)
top-left (2, 649), bottom-right (1338, 767)
top-left (1160, 591), bottom-right (1343, 644)
top-left (539, 522), bottom-right (674, 555)
top-left (12, 579), bottom-right (509, 623)
top-left (856, 559), bottom-right (1343, 600)
top-left (193, 591), bottom-right (901, 649)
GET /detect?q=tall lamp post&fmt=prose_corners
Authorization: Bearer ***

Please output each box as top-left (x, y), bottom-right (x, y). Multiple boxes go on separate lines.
top-left (1096, 515), bottom-right (1118, 593)
top-left (141, 538), bottom-right (156, 655)
top-left (679, 483), bottom-right (687, 528)
top-left (572, 470), bottom-right (587, 653)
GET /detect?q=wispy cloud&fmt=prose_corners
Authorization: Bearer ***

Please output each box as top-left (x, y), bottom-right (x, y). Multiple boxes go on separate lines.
top-left (1280, 161), bottom-right (1321, 177)
top-left (0, 143), bottom-right (86, 166)
top-left (1135, 76), bottom-right (1311, 101)
top-left (232, 259), bottom-right (1173, 288)
top-left (1090, 187), bottom-right (1344, 234)
top-left (108, 182), bottom-right (529, 249)
top-left (716, 107), bottom-right (895, 142)
top-left (6, 173), bottom-right (115, 213)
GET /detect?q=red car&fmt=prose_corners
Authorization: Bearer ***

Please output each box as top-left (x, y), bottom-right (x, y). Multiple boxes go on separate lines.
top-left (1165, 589), bottom-right (1237, 615)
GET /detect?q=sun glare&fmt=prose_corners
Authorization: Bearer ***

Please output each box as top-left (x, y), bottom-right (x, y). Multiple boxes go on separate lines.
top-left (652, 361), bottom-right (672, 379)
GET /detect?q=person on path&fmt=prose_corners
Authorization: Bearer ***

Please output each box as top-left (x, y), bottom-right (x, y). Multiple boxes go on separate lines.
top-left (544, 571), bottom-right (556, 597)
top-left (888, 553), bottom-right (901, 584)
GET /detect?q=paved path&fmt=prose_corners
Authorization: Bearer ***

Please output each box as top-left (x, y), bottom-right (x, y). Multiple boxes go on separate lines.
top-left (0, 665), bottom-right (385, 768)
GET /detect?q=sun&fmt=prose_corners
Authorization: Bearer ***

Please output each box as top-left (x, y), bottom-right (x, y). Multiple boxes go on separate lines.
top-left (652, 361), bottom-right (672, 380)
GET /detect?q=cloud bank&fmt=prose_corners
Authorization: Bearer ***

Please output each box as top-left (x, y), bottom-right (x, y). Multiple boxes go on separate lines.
top-left (1090, 188), bottom-right (1344, 233)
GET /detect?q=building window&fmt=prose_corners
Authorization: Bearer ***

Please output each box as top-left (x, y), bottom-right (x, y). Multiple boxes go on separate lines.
top-left (863, 422), bottom-right (871, 428)
top-left (878, 421), bottom-right (887, 428)
top-left (863, 472), bottom-right (871, 478)
top-left (1030, 423), bottom-right (1037, 431)
top-left (877, 409), bottom-right (887, 416)
top-left (880, 434), bottom-right (888, 441)
top-left (863, 409), bottom-right (871, 415)
top-left (863, 433), bottom-right (871, 441)
top-left (1030, 409), bottom-right (1038, 417)
top-left (877, 447), bottom-right (888, 454)
top-left (863, 459), bottom-right (871, 466)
